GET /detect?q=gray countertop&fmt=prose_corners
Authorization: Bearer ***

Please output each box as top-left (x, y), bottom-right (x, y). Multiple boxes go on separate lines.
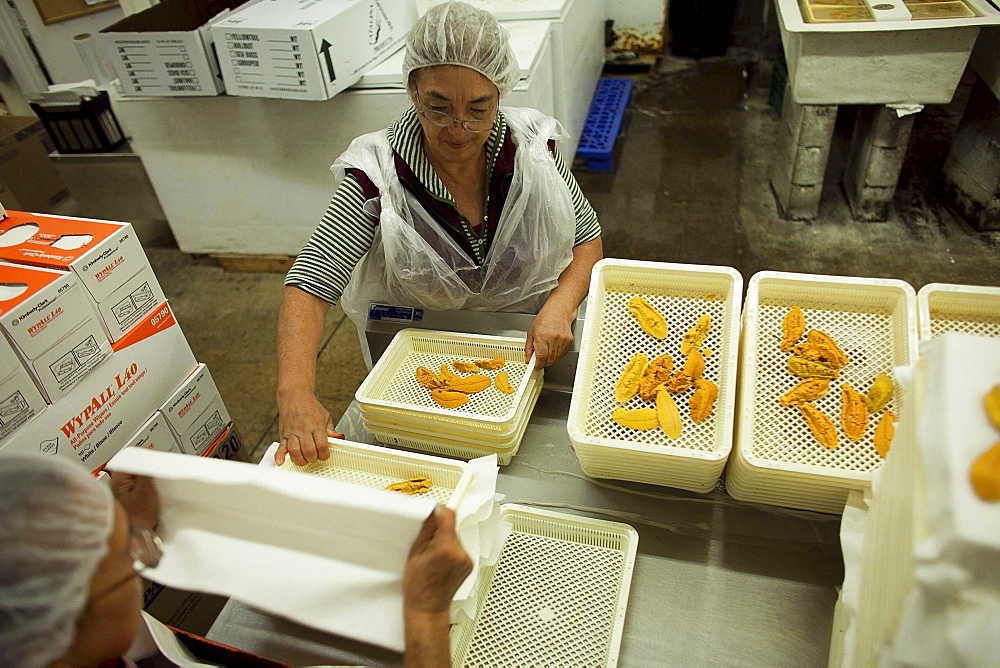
top-left (207, 389), bottom-right (843, 666)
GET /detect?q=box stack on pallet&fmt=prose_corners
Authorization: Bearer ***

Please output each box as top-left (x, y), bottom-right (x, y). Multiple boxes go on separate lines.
top-left (0, 204), bottom-right (242, 633)
top-left (0, 208), bottom-right (245, 469)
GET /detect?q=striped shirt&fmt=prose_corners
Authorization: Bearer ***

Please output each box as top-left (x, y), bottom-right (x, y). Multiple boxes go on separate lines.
top-left (285, 107), bottom-right (601, 306)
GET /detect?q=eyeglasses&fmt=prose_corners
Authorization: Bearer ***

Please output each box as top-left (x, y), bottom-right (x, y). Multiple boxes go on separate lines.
top-left (414, 89), bottom-right (496, 134)
top-left (89, 524), bottom-right (163, 603)
top-left (129, 523), bottom-right (163, 573)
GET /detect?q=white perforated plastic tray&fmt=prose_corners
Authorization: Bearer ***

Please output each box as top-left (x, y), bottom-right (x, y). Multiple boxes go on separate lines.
top-left (567, 260), bottom-right (743, 492)
top-left (359, 372), bottom-right (542, 440)
top-left (276, 438), bottom-right (471, 507)
top-left (733, 271), bottom-right (918, 493)
top-left (916, 282), bottom-right (1000, 341)
top-left (356, 330), bottom-right (535, 426)
top-left (451, 504), bottom-right (638, 667)
top-left (365, 382), bottom-right (541, 465)
top-left (363, 380), bottom-right (540, 446)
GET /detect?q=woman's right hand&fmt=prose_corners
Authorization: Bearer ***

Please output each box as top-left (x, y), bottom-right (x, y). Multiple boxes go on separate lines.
top-left (275, 391), bottom-right (343, 466)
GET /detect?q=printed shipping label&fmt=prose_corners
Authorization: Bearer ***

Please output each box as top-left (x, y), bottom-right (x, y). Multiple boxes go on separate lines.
top-left (368, 303), bottom-right (424, 323)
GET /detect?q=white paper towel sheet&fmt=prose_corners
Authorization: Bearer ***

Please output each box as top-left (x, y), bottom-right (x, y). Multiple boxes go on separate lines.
top-left (256, 440), bottom-right (510, 624)
top-left (886, 334), bottom-right (1000, 666)
top-left (108, 448), bottom-right (441, 651)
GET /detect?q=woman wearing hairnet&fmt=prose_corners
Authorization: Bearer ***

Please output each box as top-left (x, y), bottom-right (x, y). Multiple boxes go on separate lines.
top-left (0, 454), bottom-right (471, 666)
top-left (277, 1), bottom-right (603, 466)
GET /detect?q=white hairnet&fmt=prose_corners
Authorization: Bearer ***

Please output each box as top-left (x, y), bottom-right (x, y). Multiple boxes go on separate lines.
top-left (0, 454), bottom-right (115, 668)
top-left (403, 1), bottom-right (521, 97)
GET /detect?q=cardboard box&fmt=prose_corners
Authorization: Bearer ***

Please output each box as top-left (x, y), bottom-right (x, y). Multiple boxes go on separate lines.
top-left (211, 0), bottom-right (416, 101)
top-left (101, 0), bottom-right (249, 97)
top-left (142, 582), bottom-right (228, 636)
top-left (161, 362), bottom-right (231, 455)
top-left (0, 263), bottom-right (112, 401)
top-left (127, 410), bottom-right (183, 453)
top-left (1, 302), bottom-right (198, 472)
top-left (0, 342), bottom-right (46, 446)
top-left (0, 211), bottom-right (166, 342)
top-left (201, 422), bottom-right (244, 461)
top-left (0, 117), bottom-right (70, 212)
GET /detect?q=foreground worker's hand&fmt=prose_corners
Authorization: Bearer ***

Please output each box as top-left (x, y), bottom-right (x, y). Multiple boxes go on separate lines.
top-left (404, 506), bottom-right (473, 615)
top-left (275, 392), bottom-right (343, 466)
top-left (525, 304), bottom-right (575, 369)
top-left (107, 471), bottom-right (161, 531)
top-left (402, 506), bottom-right (472, 667)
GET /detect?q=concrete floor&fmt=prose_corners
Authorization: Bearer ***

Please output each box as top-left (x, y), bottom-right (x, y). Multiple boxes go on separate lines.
top-left (53, 54), bottom-right (1000, 462)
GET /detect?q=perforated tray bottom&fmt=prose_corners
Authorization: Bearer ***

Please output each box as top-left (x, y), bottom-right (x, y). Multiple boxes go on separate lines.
top-left (583, 288), bottom-right (729, 452)
top-left (452, 506), bottom-right (637, 667)
top-left (749, 299), bottom-right (897, 473)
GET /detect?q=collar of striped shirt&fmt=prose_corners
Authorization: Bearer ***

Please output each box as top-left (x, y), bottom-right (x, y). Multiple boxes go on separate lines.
top-left (386, 106), bottom-right (508, 205)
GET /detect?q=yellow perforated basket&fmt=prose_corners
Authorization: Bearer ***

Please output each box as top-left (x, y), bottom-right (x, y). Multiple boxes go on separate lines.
top-left (728, 271), bottom-right (918, 514)
top-left (916, 282), bottom-right (1000, 341)
top-left (567, 259), bottom-right (744, 493)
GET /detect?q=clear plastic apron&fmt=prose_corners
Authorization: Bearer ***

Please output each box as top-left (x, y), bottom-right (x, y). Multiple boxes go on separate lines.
top-left (336, 107), bottom-right (577, 366)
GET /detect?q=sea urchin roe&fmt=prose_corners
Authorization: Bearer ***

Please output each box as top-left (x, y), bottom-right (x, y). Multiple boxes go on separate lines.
top-left (866, 372), bottom-right (893, 413)
top-left (778, 378), bottom-right (830, 407)
top-left (781, 306), bottom-right (806, 352)
top-left (385, 476), bottom-right (432, 494)
top-left (799, 402), bottom-right (838, 449)
top-left (615, 353), bottom-right (649, 403)
top-left (874, 410), bottom-right (896, 458)
top-left (841, 382), bottom-right (869, 442)
top-left (612, 406), bottom-right (660, 430)
top-left (656, 388), bottom-right (682, 439)
top-left (787, 356), bottom-right (839, 379)
top-left (689, 378), bottom-right (718, 423)
top-left (627, 295), bottom-right (668, 340)
top-left (970, 442), bottom-right (1000, 502)
top-left (639, 353), bottom-right (674, 400)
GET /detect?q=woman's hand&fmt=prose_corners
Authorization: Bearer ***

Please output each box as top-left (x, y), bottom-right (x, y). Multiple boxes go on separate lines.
top-left (403, 506), bottom-right (473, 614)
top-left (275, 390), bottom-right (343, 466)
top-left (108, 472), bottom-right (160, 532)
top-left (525, 303), bottom-right (575, 369)
top-left (402, 506), bottom-right (472, 667)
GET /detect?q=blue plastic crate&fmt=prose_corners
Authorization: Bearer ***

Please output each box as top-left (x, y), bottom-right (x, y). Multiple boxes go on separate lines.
top-left (575, 78), bottom-right (633, 171)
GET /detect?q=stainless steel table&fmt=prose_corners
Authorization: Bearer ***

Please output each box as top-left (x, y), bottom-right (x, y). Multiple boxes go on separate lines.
top-left (207, 388), bottom-right (842, 666)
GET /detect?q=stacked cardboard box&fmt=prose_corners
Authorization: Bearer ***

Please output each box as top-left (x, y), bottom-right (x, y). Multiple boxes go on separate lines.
top-left (0, 210), bottom-right (243, 470)
top-left (210, 0), bottom-right (417, 101)
top-left (0, 117), bottom-right (70, 212)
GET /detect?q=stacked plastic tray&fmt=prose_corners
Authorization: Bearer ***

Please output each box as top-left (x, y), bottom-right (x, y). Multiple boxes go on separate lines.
top-left (355, 329), bottom-right (542, 465)
top-left (450, 504), bottom-right (638, 667)
top-left (567, 259), bottom-right (744, 493)
top-left (916, 282), bottom-right (1000, 341)
top-left (727, 271), bottom-right (919, 514)
top-left (278, 437), bottom-right (473, 506)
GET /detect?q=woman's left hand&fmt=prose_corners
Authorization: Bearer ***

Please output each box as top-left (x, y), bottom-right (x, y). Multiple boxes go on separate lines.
top-left (525, 304), bottom-right (575, 368)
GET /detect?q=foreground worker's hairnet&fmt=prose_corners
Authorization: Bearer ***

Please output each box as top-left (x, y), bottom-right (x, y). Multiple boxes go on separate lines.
top-left (403, 1), bottom-right (520, 97)
top-left (0, 454), bottom-right (115, 668)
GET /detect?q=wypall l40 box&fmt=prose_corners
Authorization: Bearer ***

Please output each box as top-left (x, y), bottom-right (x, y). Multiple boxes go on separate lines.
top-left (0, 211), bottom-right (166, 342)
top-left (0, 338), bottom-right (46, 446)
top-left (210, 0), bottom-right (416, 101)
top-left (126, 410), bottom-right (183, 454)
top-left (1, 302), bottom-right (197, 472)
top-left (160, 362), bottom-right (231, 455)
top-left (0, 263), bottom-right (111, 402)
